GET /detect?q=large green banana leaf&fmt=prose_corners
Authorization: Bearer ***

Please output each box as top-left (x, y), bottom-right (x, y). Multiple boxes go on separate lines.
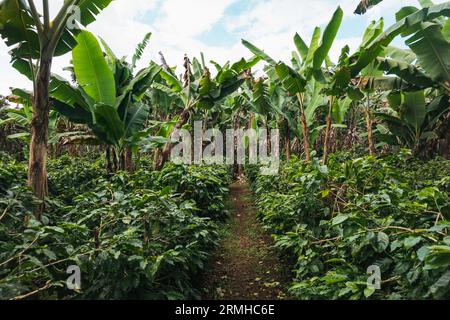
top-left (118, 63), bottom-right (162, 104)
top-left (198, 69), bottom-right (218, 97)
top-left (332, 98), bottom-right (352, 124)
top-left (376, 112), bottom-right (416, 146)
top-left (350, 2), bottom-right (450, 77)
top-left (384, 46), bottom-right (416, 64)
top-left (406, 22), bottom-right (450, 87)
top-left (124, 102), bottom-right (150, 139)
top-left (401, 91), bottom-right (427, 136)
top-left (294, 33), bottom-right (309, 62)
top-left (252, 78), bottom-right (273, 116)
top-left (361, 76), bottom-right (419, 91)
top-left (160, 70), bottom-right (183, 93)
top-left (0, 0), bottom-right (113, 59)
top-left (241, 40), bottom-right (276, 66)
top-left (214, 76), bottom-right (246, 102)
top-left (72, 30), bottom-right (116, 106)
top-left (52, 99), bottom-right (93, 125)
top-left (360, 19), bottom-right (384, 49)
top-left (55, 0), bottom-right (113, 56)
top-left (93, 104), bottom-right (125, 146)
top-left (304, 27), bottom-right (321, 71)
top-left (50, 75), bottom-right (91, 110)
top-left (377, 57), bottom-right (436, 88)
top-left (313, 7), bottom-right (343, 71)
top-left (275, 63), bottom-right (307, 95)
top-left (0, 0), bottom-right (39, 58)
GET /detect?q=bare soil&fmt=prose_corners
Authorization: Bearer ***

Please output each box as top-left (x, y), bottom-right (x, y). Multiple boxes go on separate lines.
top-left (202, 181), bottom-right (291, 300)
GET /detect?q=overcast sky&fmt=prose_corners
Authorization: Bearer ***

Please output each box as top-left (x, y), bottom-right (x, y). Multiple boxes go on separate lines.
top-left (0, 0), bottom-right (447, 96)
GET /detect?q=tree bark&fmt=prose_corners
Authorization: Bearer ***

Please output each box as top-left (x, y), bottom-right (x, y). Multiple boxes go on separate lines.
top-left (28, 54), bottom-right (52, 218)
top-left (285, 119), bottom-right (291, 160)
top-left (439, 113), bottom-right (450, 159)
top-left (297, 93), bottom-right (311, 162)
top-left (322, 115), bottom-right (332, 164)
top-left (365, 109), bottom-right (376, 156)
top-left (119, 149), bottom-right (125, 171)
top-left (266, 120), bottom-right (272, 155)
top-left (112, 148), bottom-right (119, 172)
top-left (154, 109), bottom-right (191, 171)
top-left (105, 146), bottom-right (113, 174)
top-left (124, 147), bottom-right (134, 172)
top-left (365, 94), bottom-right (376, 157)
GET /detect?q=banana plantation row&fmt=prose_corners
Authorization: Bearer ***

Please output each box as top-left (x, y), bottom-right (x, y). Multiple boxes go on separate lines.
top-left (0, 0), bottom-right (449, 300)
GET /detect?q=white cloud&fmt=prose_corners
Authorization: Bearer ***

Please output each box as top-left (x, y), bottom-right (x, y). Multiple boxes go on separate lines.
top-left (0, 46), bottom-right (31, 94)
top-left (155, 0), bottom-right (237, 37)
top-left (1, 0), bottom-right (448, 96)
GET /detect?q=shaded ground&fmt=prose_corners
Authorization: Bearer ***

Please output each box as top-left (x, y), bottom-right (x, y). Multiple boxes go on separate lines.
top-left (202, 181), bottom-right (291, 300)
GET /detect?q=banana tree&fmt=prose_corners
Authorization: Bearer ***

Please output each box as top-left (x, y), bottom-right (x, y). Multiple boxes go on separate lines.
top-left (152, 55), bottom-right (256, 170)
top-left (362, 5), bottom-right (449, 154)
top-left (347, 2), bottom-right (450, 84)
top-left (243, 6), bottom-right (344, 163)
top-left (58, 31), bottom-right (161, 172)
top-left (15, 30), bottom-right (162, 173)
top-left (362, 3), bottom-right (449, 93)
top-left (326, 2), bottom-right (450, 157)
top-left (244, 66), bottom-right (308, 160)
top-left (376, 91), bottom-right (449, 153)
top-left (2, 89), bottom-right (59, 145)
top-left (252, 77), bottom-right (295, 159)
top-left (354, 0), bottom-right (438, 15)
top-left (354, 0), bottom-right (384, 15)
top-left (0, 0), bottom-right (112, 214)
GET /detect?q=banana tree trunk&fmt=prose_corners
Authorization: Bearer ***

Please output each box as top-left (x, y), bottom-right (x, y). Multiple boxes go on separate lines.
top-left (284, 120), bottom-right (291, 160)
top-left (118, 148), bottom-right (133, 172)
top-left (266, 120), bottom-right (272, 155)
top-left (297, 93), bottom-right (311, 162)
top-left (105, 146), bottom-right (113, 174)
top-left (116, 148), bottom-right (133, 172)
top-left (124, 148), bottom-right (134, 172)
top-left (365, 94), bottom-right (376, 157)
top-left (154, 109), bottom-right (191, 171)
top-left (112, 148), bottom-right (119, 172)
top-left (28, 54), bottom-right (52, 218)
top-left (119, 149), bottom-right (126, 171)
top-left (366, 112), bottom-right (376, 156)
top-left (232, 112), bottom-right (241, 177)
top-left (322, 115), bottom-right (332, 164)
top-left (285, 119), bottom-right (291, 160)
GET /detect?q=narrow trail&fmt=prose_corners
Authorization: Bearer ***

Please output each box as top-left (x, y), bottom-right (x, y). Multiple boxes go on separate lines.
top-left (203, 181), bottom-right (291, 300)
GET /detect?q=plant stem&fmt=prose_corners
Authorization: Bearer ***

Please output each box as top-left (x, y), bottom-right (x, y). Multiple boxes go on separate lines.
top-left (296, 92), bottom-right (311, 162)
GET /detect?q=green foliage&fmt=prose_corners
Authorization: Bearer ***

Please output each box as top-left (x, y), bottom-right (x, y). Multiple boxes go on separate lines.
top-left (132, 32), bottom-right (152, 70)
top-left (0, 152), bottom-right (27, 191)
top-left (47, 155), bottom-right (105, 203)
top-left (376, 93), bottom-right (449, 151)
top-left (155, 164), bottom-right (231, 220)
top-left (72, 31), bottom-right (117, 106)
top-left (247, 153), bottom-right (450, 300)
top-left (0, 156), bottom-right (230, 300)
top-left (0, 0), bottom-right (113, 78)
top-left (30, 30), bottom-right (163, 148)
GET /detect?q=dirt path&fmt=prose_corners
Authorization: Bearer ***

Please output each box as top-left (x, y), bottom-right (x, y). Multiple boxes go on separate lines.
top-left (202, 181), bottom-right (291, 300)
